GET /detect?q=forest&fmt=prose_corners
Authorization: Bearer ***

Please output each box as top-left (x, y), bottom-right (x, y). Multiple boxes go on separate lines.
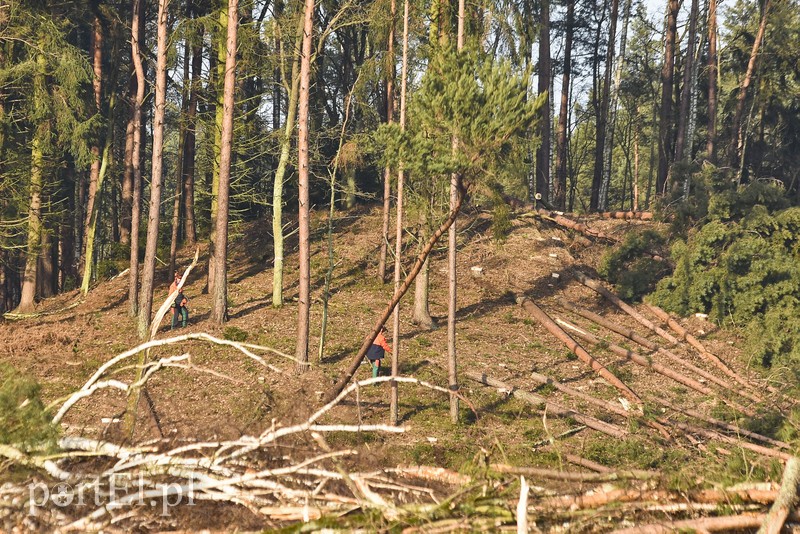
top-left (4, 0), bottom-right (800, 531)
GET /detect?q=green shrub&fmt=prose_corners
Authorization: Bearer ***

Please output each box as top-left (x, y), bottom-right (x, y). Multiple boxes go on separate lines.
top-left (223, 326), bottom-right (248, 342)
top-left (598, 229), bottom-right (670, 301)
top-left (0, 364), bottom-right (58, 451)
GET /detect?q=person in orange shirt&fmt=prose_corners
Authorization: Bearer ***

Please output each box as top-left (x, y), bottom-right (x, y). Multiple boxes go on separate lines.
top-left (366, 325), bottom-right (392, 378)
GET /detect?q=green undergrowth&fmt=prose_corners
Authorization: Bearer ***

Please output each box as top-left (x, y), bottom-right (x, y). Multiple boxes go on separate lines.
top-left (598, 229), bottom-right (670, 301)
top-left (0, 364), bottom-right (59, 452)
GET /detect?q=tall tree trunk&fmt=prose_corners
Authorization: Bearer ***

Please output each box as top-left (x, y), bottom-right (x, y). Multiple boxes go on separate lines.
top-left (590, 1), bottom-right (615, 211)
top-left (272, 13), bottom-right (304, 308)
top-left (183, 22), bottom-right (202, 247)
top-left (633, 109), bottom-right (640, 211)
top-left (208, 0), bottom-right (228, 297)
top-left (600, 0), bottom-right (631, 210)
top-left (656, 0), bottom-right (679, 196)
top-left (446, 0), bottom-right (465, 425)
top-left (19, 114), bottom-right (46, 313)
top-left (82, 13), bottom-right (104, 275)
top-left (535, 0), bottom-right (551, 204)
top-left (296, 0), bottom-right (315, 370)
top-left (706, 0), bottom-right (718, 162)
top-left (377, 0), bottom-right (397, 284)
top-left (129, 0), bottom-right (145, 317)
top-left (675, 0), bottom-right (699, 162)
top-left (211, 0), bottom-right (238, 323)
top-left (729, 0), bottom-right (770, 168)
top-left (137, 0), bottom-right (169, 338)
top-left (120, 69), bottom-right (136, 246)
top-left (390, 0), bottom-right (410, 426)
top-left (554, 0), bottom-right (574, 211)
top-left (81, 96), bottom-right (116, 294)
top-left (170, 36), bottom-right (192, 283)
top-left (60, 164), bottom-right (76, 291)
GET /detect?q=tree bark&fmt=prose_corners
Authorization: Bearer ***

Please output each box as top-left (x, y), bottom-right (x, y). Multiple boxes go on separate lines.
top-left (656, 0), bottom-right (679, 196)
top-left (590, 0), bottom-right (618, 211)
top-left (182, 1), bottom-right (200, 247)
top-left (758, 457), bottom-right (800, 534)
top-left (211, 0), bottom-right (238, 324)
top-left (120, 69), bottom-right (135, 246)
top-left (535, 0), bottom-right (551, 204)
top-left (295, 0), bottom-right (315, 369)
top-left (377, 0), bottom-right (397, 284)
top-left (553, 0), bottom-right (574, 211)
top-left (706, 0), bottom-right (718, 161)
top-left (169, 33), bottom-right (192, 284)
top-left (128, 0), bottom-right (145, 317)
top-left (136, 0), bottom-right (169, 338)
top-left (272, 13), bottom-right (303, 309)
top-left (729, 0), bottom-right (770, 169)
top-left (390, 0), bottom-right (410, 426)
top-left (675, 0), bottom-right (699, 162)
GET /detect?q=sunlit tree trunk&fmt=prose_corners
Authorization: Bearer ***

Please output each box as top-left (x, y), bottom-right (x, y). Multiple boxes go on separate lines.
top-left (554, 0), bottom-right (574, 211)
top-left (211, 0), bottom-right (238, 323)
top-left (183, 1), bottom-right (200, 247)
top-left (120, 68), bottom-right (135, 246)
top-left (378, 0), bottom-right (397, 284)
top-left (18, 116), bottom-right (46, 313)
top-left (169, 36), bottom-right (192, 283)
top-left (296, 0), bottom-right (315, 370)
top-left (128, 0), bottom-right (145, 317)
top-left (137, 0), bottom-right (169, 337)
top-left (272, 13), bottom-right (303, 308)
top-left (81, 13), bottom-right (103, 277)
top-left (390, 0), bottom-right (410, 426)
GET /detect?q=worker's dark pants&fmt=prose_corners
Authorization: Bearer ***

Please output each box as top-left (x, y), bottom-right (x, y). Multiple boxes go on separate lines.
top-left (171, 305), bottom-right (189, 328)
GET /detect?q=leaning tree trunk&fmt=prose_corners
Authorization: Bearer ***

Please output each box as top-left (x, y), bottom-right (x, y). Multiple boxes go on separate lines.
top-left (211, 0), bottom-right (238, 324)
top-left (136, 0), bottom-right (169, 338)
top-left (271, 13), bottom-right (303, 309)
top-left (655, 0), bottom-right (679, 196)
top-left (554, 0), bottom-right (574, 211)
top-left (729, 0), bottom-right (770, 170)
top-left (295, 0), bottom-right (315, 370)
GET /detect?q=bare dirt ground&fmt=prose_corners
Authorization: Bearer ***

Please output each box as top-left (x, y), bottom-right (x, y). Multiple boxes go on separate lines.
top-left (0, 205), bottom-right (792, 532)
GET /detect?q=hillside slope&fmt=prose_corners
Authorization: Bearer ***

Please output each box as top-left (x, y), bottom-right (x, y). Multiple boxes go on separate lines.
top-left (0, 206), bottom-right (791, 532)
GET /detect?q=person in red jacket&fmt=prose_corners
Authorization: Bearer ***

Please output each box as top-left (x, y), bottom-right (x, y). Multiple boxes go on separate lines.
top-left (169, 271), bottom-right (189, 329)
top-left (366, 325), bottom-right (392, 378)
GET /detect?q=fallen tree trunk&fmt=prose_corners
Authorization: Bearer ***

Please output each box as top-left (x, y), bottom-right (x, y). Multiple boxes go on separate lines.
top-left (543, 486), bottom-right (779, 510)
top-left (660, 419), bottom-right (790, 460)
top-left (758, 456), bottom-right (800, 534)
top-left (528, 370), bottom-right (672, 440)
top-left (612, 513), bottom-right (767, 533)
top-left (516, 296), bottom-right (641, 404)
top-left (573, 271), bottom-right (679, 345)
top-left (600, 211), bottom-right (654, 220)
top-left (535, 209), bottom-right (618, 242)
top-left (464, 371), bottom-right (628, 439)
top-left (655, 398), bottom-right (789, 450)
top-left (644, 302), bottom-right (756, 391)
top-left (558, 299), bottom-right (762, 404)
top-left (555, 317), bottom-right (756, 417)
top-left (491, 463), bottom-right (658, 482)
top-left (564, 454), bottom-right (613, 473)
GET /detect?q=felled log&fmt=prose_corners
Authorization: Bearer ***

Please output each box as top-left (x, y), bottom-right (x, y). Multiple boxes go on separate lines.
top-left (564, 454), bottom-right (613, 473)
top-left (758, 456), bottom-right (800, 534)
top-left (558, 299), bottom-right (762, 404)
top-left (516, 296), bottom-right (641, 404)
top-left (490, 463), bottom-right (658, 482)
top-left (464, 371), bottom-right (628, 439)
top-left (573, 271), bottom-right (679, 345)
top-left (660, 419), bottom-right (790, 460)
top-left (554, 317), bottom-right (756, 418)
top-left (528, 370), bottom-right (672, 440)
top-left (535, 209), bottom-right (618, 242)
top-left (611, 513), bottom-right (767, 533)
top-left (644, 302), bottom-right (756, 392)
top-left (544, 486), bottom-right (779, 511)
top-left (600, 211), bottom-right (654, 220)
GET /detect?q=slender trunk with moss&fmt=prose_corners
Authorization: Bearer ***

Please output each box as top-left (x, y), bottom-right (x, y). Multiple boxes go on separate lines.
top-left (18, 121), bottom-right (46, 314)
top-left (129, 0), bottom-right (145, 317)
top-left (377, 0), bottom-right (397, 284)
top-left (271, 14), bottom-right (303, 309)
